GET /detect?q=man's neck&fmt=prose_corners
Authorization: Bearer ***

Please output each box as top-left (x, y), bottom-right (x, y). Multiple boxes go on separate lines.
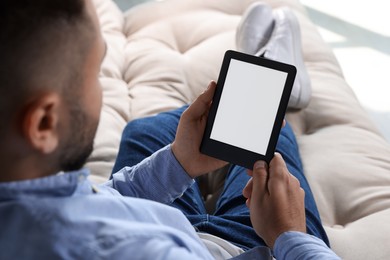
top-left (0, 153), bottom-right (59, 182)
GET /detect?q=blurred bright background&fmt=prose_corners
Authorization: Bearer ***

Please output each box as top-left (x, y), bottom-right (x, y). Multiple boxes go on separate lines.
top-left (114, 0), bottom-right (390, 142)
top-left (301, 0), bottom-right (390, 142)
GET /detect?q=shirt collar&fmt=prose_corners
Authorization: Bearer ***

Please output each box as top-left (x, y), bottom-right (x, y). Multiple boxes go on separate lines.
top-left (0, 169), bottom-right (91, 201)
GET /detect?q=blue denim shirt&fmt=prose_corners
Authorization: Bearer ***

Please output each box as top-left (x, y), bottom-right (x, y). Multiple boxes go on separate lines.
top-left (0, 145), bottom-right (339, 259)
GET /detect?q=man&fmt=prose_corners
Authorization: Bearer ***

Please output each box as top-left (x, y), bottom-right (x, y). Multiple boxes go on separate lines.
top-left (0, 0), bottom-right (339, 259)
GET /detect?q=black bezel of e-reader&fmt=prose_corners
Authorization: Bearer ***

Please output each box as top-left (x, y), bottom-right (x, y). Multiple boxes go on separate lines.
top-left (200, 50), bottom-right (296, 169)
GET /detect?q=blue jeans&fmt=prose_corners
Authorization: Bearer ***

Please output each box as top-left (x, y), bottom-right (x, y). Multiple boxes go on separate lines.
top-left (112, 106), bottom-right (330, 250)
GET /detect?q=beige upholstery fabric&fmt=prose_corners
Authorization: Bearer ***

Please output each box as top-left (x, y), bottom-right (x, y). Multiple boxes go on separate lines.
top-left (88, 0), bottom-right (390, 258)
top-left (87, 0), bottom-right (129, 183)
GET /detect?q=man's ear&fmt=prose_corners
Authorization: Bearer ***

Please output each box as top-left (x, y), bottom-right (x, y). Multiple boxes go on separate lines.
top-left (22, 93), bottom-right (62, 154)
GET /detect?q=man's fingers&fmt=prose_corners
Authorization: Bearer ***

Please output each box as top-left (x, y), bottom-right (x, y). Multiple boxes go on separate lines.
top-left (268, 153), bottom-right (299, 192)
top-left (243, 177), bottom-right (253, 199)
top-left (185, 81), bottom-right (216, 118)
top-left (268, 153), bottom-right (288, 180)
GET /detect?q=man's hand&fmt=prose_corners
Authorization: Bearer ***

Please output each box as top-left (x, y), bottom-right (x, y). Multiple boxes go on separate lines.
top-left (172, 81), bottom-right (227, 178)
top-left (243, 153), bottom-right (306, 249)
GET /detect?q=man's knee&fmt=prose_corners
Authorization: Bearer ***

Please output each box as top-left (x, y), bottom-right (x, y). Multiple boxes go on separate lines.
top-left (278, 123), bottom-right (298, 147)
top-left (122, 117), bottom-right (156, 142)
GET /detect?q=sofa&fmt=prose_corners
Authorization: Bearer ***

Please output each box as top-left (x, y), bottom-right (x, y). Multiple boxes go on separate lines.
top-left (87, 0), bottom-right (390, 258)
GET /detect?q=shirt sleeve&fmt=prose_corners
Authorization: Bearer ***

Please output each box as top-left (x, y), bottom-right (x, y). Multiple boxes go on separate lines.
top-left (101, 145), bottom-right (195, 204)
top-left (84, 234), bottom-right (212, 260)
top-left (273, 231), bottom-right (341, 260)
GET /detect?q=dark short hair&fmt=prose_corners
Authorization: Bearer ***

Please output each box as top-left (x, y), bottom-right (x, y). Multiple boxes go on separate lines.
top-left (0, 0), bottom-right (95, 136)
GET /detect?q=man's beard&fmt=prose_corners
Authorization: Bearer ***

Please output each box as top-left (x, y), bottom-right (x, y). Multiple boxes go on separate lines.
top-left (58, 105), bottom-right (98, 172)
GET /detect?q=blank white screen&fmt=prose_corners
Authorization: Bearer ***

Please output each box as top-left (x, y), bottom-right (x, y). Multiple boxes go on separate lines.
top-left (210, 59), bottom-right (287, 155)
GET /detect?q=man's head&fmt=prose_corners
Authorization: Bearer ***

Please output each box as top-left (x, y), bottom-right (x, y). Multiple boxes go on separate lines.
top-left (0, 0), bottom-right (106, 181)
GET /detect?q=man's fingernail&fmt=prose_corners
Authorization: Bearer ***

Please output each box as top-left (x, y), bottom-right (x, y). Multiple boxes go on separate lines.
top-left (207, 81), bottom-right (213, 90)
top-left (254, 161), bottom-right (265, 170)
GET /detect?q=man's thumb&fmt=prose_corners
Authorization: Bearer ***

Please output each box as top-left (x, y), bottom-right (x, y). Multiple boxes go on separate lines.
top-left (186, 81), bottom-right (216, 118)
top-left (251, 161), bottom-right (269, 198)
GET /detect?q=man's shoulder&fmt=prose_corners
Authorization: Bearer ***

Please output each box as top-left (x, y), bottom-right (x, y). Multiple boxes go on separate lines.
top-left (0, 194), bottom-right (191, 258)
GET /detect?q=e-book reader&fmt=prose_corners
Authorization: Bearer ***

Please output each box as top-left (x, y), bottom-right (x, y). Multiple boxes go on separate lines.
top-left (200, 50), bottom-right (296, 169)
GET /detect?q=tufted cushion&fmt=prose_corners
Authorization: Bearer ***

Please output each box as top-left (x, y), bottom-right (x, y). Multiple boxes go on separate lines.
top-left (88, 0), bottom-right (390, 258)
top-left (86, 0), bottom-right (129, 183)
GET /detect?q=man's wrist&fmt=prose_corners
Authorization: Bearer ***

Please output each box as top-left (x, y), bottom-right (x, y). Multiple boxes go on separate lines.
top-left (170, 143), bottom-right (195, 179)
top-left (273, 231), bottom-right (340, 259)
top-left (274, 231), bottom-right (306, 247)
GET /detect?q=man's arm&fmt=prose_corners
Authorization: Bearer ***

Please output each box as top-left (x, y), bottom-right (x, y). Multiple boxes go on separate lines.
top-left (103, 81), bottom-right (228, 204)
top-left (243, 154), bottom-right (340, 259)
top-left (273, 231), bottom-right (340, 259)
top-left (103, 145), bottom-right (195, 204)
top-left (84, 230), bottom-right (212, 260)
